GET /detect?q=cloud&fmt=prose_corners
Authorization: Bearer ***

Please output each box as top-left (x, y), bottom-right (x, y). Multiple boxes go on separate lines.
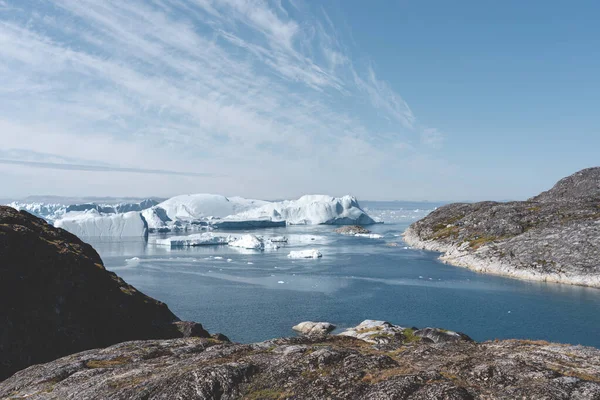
top-left (0, 159), bottom-right (216, 177)
top-left (0, 0), bottom-right (445, 199)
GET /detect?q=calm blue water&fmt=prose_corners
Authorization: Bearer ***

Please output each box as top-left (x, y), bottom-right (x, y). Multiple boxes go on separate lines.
top-left (91, 201), bottom-right (600, 347)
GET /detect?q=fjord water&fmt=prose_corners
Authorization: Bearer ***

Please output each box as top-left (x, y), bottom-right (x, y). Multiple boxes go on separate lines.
top-left (92, 201), bottom-right (600, 347)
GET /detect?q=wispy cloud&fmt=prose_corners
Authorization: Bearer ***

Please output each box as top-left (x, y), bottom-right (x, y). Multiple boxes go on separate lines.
top-left (0, 0), bottom-right (444, 198)
top-left (0, 159), bottom-right (215, 177)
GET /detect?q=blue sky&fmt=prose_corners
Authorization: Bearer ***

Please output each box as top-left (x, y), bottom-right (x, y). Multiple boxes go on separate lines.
top-left (0, 0), bottom-right (598, 201)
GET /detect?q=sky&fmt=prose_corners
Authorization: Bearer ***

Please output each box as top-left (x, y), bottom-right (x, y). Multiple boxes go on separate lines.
top-left (0, 0), bottom-right (599, 201)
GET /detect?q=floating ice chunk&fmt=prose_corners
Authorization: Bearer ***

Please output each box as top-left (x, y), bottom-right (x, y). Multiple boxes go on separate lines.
top-left (214, 256), bottom-right (224, 260)
top-left (125, 257), bottom-right (140, 263)
top-left (227, 258), bottom-right (233, 262)
top-left (354, 233), bottom-right (384, 239)
top-left (277, 281), bottom-right (285, 284)
top-left (154, 232), bottom-right (233, 247)
top-left (228, 234), bottom-right (264, 250)
top-left (287, 249), bottom-right (323, 259)
top-left (270, 236), bottom-right (288, 243)
top-left (247, 262), bottom-right (254, 265)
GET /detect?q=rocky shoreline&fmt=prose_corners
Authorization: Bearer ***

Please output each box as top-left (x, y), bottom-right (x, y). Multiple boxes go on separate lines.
top-left (403, 227), bottom-right (600, 287)
top-left (403, 168), bottom-right (600, 288)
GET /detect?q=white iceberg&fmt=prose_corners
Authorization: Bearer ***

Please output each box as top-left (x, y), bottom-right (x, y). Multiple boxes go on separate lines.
top-left (141, 207), bottom-right (172, 232)
top-left (155, 194), bottom-right (269, 221)
top-left (269, 236), bottom-right (288, 242)
top-left (354, 233), bottom-right (384, 239)
top-left (55, 210), bottom-right (147, 238)
top-left (233, 195), bottom-right (376, 225)
top-left (154, 232), bottom-right (233, 247)
top-left (287, 249), bottom-right (323, 259)
top-left (228, 234), bottom-right (264, 250)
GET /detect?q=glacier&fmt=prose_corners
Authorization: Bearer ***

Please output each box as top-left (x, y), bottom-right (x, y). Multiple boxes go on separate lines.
top-left (54, 210), bottom-right (148, 238)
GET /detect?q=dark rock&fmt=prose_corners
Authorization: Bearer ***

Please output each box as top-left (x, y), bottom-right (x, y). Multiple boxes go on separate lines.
top-left (404, 168), bottom-right (600, 287)
top-left (2, 335), bottom-right (599, 399)
top-left (0, 206), bottom-right (209, 380)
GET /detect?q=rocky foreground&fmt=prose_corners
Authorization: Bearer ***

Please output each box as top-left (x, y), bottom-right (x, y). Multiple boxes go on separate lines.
top-left (0, 206), bottom-right (214, 380)
top-left (2, 322), bottom-right (600, 399)
top-left (404, 167), bottom-right (600, 287)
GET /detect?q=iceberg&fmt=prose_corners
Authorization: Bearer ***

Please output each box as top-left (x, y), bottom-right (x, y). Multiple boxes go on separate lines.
top-left (41, 193), bottom-right (377, 235)
top-left (232, 195), bottom-right (376, 225)
top-left (228, 234), bottom-right (265, 250)
top-left (154, 232), bottom-right (233, 247)
top-left (354, 233), bottom-right (384, 239)
top-left (55, 210), bottom-right (147, 238)
top-left (141, 207), bottom-right (173, 233)
top-left (155, 194), bottom-right (269, 221)
top-left (287, 249), bottom-right (323, 259)
top-left (65, 199), bottom-right (159, 214)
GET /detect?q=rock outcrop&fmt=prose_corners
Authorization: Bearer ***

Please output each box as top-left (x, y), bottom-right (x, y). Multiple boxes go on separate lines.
top-left (2, 333), bottom-right (600, 399)
top-left (0, 206), bottom-right (212, 380)
top-left (338, 320), bottom-right (473, 345)
top-left (335, 225), bottom-right (371, 235)
top-left (404, 167), bottom-right (600, 287)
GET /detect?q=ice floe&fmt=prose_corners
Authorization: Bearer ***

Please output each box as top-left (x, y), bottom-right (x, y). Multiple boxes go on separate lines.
top-left (287, 249), bottom-right (323, 259)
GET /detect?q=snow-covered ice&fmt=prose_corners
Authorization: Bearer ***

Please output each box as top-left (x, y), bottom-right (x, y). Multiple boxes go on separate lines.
top-left (287, 249), bottom-right (323, 259)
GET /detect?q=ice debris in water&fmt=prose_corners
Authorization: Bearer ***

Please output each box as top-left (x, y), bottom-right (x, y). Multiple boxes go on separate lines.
top-left (287, 249), bottom-right (323, 259)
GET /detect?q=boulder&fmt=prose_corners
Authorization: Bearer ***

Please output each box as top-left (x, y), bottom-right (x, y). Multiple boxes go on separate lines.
top-left (292, 321), bottom-right (336, 336)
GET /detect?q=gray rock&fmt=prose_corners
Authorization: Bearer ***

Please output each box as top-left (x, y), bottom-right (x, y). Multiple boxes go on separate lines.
top-left (2, 334), bottom-right (600, 399)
